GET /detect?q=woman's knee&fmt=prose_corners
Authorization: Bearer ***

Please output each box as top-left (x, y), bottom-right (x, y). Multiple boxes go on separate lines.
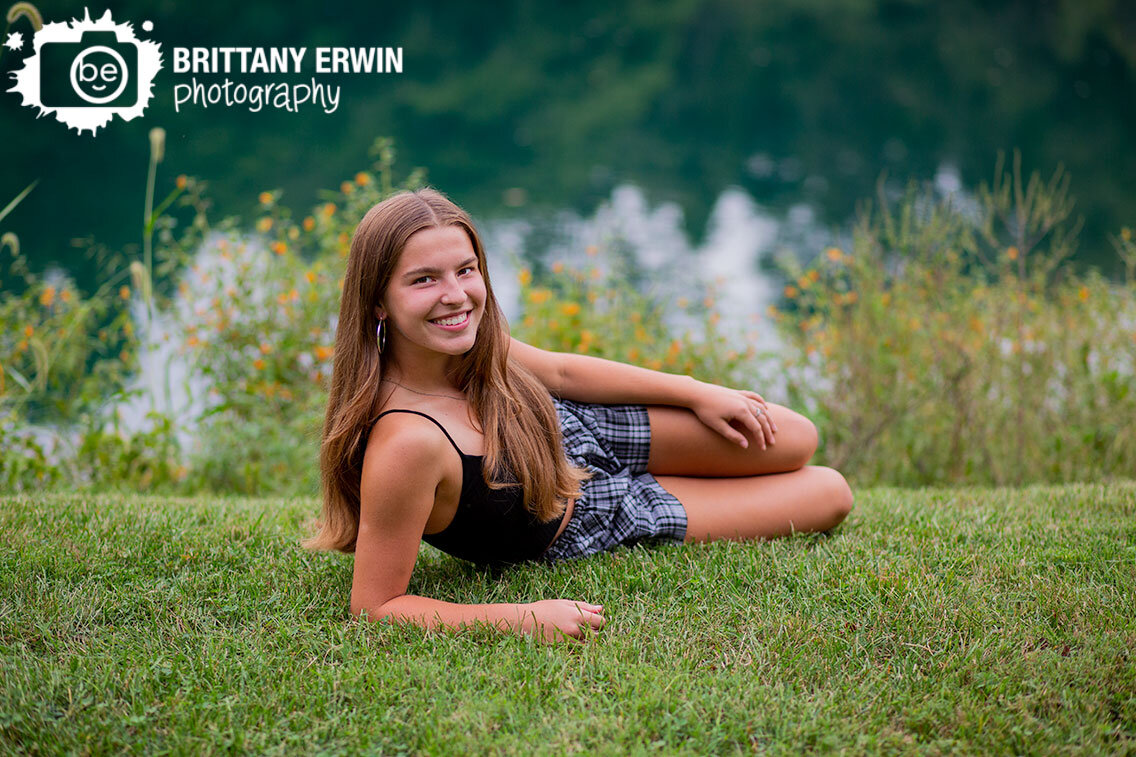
top-left (769, 404), bottom-right (818, 469)
top-left (811, 465), bottom-right (853, 528)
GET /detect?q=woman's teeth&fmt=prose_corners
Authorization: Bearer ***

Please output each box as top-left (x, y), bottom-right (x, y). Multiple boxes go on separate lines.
top-left (431, 312), bottom-right (468, 326)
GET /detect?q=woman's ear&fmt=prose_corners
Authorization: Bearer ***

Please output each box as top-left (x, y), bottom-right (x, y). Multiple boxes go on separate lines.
top-left (374, 305), bottom-right (385, 320)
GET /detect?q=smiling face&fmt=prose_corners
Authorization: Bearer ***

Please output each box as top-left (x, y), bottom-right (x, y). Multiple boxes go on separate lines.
top-left (375, 224), bottom-right (487, 362)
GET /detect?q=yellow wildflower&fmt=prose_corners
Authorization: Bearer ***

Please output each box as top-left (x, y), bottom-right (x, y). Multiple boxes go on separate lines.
top-left (322, 202), bottom-right (337, 217)
top-left (528, 289), bottom-right (551, 304)
top-left (340, 181), bottom-right (354, 195)
top-left (256, 217), bottom-right (273, 232)
top-left (1078, 286), bottom-right (1089, 301)
top-left (187, 336), bottom-right (200, 348)
top-left (315, 346), bottom-right (334, 361)
top-left (809, 270), bottom-right (820, 283)
top-left (355, 172), bottom-right (371, 186)
top-left (272, 241), bottom-right (287, 256)
top-left (24, 325), bottom-right (33, 337)
top-left (40, 286), bottom-right (55, 306)
top-left (119, 286), bottom-right (130, 300)
top-left (784, 285), bottom-right (799, 299)
top-left (305, 270), bottom-right (317, 284)
top-left (825, 247), bottom-right (843, 262)
top-left (258, 191), bottom-right (273, 206)
top-left (288, 226), bottom-right (299, 241)
top-left (560, 302), bottom-right (581, 316)
top-left (517, 268), bottom-right (532, 286)
top-left (797, 275), bottom-right (810, 290)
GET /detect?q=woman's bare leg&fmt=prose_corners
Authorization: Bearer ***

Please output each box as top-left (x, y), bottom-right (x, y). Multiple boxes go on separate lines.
top-left (647, 403), bottom-right (818, 477)
top-left (654, 466), bottom-right (853, 543)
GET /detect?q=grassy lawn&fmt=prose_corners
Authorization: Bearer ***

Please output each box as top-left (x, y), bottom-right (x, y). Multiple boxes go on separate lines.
top-left (2, 481), bottom-right (1134, 754)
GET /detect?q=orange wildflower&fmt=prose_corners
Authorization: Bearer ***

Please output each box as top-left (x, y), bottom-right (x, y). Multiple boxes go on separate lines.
top-left (40, 286), bottom-right (55, 306)
top-left (258, 191), bottom-right (274, 206)
top-left (314, 346), bottom-right (334, 361)
top-left (253, 359), bottom-right (266, 370)
top-left (355, 172), bottom-right (371, 186)
top-left (176, 175), bottom-right (188, 189)
top-left (303, 216), bottom-right (316, 231)
top-left (272, 241), bottom-right (287, 256)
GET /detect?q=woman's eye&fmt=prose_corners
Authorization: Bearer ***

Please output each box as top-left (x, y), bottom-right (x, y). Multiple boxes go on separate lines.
top-left (460, 267), bottom-right (475, 276)
top-left (413, 276), bottom-right (433, 285)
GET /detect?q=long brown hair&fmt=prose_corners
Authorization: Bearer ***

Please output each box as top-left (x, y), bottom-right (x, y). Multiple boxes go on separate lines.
top-left (301, 188), bottom-right (590, 553)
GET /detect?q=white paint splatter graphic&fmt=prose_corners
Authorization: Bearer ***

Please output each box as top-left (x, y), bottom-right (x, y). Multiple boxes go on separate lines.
top-left (3, 31), bottom-right (23, 51)
top-left (7, 8), bottom-right (162, 136)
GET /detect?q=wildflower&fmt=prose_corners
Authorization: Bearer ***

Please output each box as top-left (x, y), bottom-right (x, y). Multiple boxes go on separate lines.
top-left (303, 216), bottom-right (316, 231)
top-left (1007, 246), bottom-right (1019, 260)
top-left (259, 191), bottom-right (274, 206)
top-left (580, 330), bottom-right (594, 344)
top-left (315, 346), bottom-right (334, 361)
top-left (176, 175), bottom-right (188, 190)
top-left (253, 359), bottom-right (266, 370)
top-left (797, 275), bottom-right (810, 290)
top-left (649, 359), bottom-right (663, 370)
top-left (16, 339), bottom-right (27, 352)
top-left (517, 268), bottom-right (532, 286)
top-left (259, 342), bottom-right (273, 355)
top-left (826, 247), bottom-right (843, 262)
top-left (845, 291), bottom-right (858, 304)
top-left (528, 289), bottom-right (551, 304)
top-left (60, 289), bottom-right (72, 303)
top-left (808, 270), bottom-right (820, 283)
top-left (784, 285), bottom-right (799, 299)
top-left (766, 305), bottom-right (780, 318)
top-left (119, 285), bottom-right (130, 300)
top-left (24, 325), bottom-right (33, 337)
top-left (523, 315), bottom-right (536, 328)
top-left (667, 339), bottom-right (681, 357)
top-left (288, 226), bottom-right (300, 241)
top-left (560, 303), bottom-right (580, 316)
top-left (629, 347), bottom-right (641, 362)
top-left (40, 285), bottom-right (55, 306)
top-left (355, 172), bottom-right (371, 186)
top-left (187, 336), bottom-right (200, 348)
top-left (305, 270), bottom-right (317, 284)
top-left (272, 241), bottom-right (287, 256)
top-left (586, 245), bottom-right (598, 257)
top-left (340, 181), bottom-right (354, 195)
top-left (338, 231), bottom-right (350, 245)
top-left (322, 202), bottom-right (337, 217)
top-left (1078, 286), bottom-right (1089, 302)
top-left (552, 261), bottom-right (565, 274)
top-left (256, 217), bottom-right (273, 232)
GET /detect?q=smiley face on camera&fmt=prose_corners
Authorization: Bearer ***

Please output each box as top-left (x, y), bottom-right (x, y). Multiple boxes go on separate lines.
top-left (40, 31), bottom-right (138, 108)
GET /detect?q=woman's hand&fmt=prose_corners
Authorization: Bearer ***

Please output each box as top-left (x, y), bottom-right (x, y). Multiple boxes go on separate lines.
top-left (688, 380), bottom-right (778, 449)
top-left (518, 600), bottom-right (606, 643)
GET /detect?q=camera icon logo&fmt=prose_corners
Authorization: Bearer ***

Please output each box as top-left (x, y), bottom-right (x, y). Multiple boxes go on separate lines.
top-left (7, 9), bottom-right (162, 135)
top-left (40, 31), bottom-right (138, 107)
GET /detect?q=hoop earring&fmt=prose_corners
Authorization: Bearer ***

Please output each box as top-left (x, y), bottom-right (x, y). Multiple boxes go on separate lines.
top-left (377, 318), bottom-right (387, 354)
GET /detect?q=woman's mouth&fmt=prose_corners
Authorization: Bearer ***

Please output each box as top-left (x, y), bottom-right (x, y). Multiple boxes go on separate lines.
top-left (429, 311), bottom-right (471, 330)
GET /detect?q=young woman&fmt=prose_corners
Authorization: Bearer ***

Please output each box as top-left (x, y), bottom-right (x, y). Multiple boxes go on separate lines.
top-left (303, 188), bottom-right (853, 644)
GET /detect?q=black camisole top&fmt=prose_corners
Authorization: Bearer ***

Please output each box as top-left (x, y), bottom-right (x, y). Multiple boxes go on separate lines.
top-left (373, 409), bottom-right (566, 567)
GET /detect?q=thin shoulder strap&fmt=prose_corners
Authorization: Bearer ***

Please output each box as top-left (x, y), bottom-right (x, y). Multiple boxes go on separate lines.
top-left (374, 409), bottom-right (467, 457)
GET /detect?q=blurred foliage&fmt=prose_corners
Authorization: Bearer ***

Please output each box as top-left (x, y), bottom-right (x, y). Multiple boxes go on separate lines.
top-left (3, 0), bottom-right (1135, 291)
top-left (2, 137), bottom-right (1134, 495)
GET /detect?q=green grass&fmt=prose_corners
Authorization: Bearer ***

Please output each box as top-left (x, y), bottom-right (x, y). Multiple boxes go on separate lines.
top-left (3, 481), bottom-right (1134, 754)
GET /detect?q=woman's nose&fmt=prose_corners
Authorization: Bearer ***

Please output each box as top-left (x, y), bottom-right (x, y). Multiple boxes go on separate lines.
top-left (438, 275), bottom-right (465, 303)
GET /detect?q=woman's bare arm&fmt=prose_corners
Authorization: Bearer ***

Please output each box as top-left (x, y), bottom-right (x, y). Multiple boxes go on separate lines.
top-left (507, 336), bottom-right (775, 448)
top-left (352, 412), bottom-right (605, 642)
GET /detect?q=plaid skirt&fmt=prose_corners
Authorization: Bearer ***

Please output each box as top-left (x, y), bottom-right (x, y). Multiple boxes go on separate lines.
top-left (541, 397), bottom-right (688, 564)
